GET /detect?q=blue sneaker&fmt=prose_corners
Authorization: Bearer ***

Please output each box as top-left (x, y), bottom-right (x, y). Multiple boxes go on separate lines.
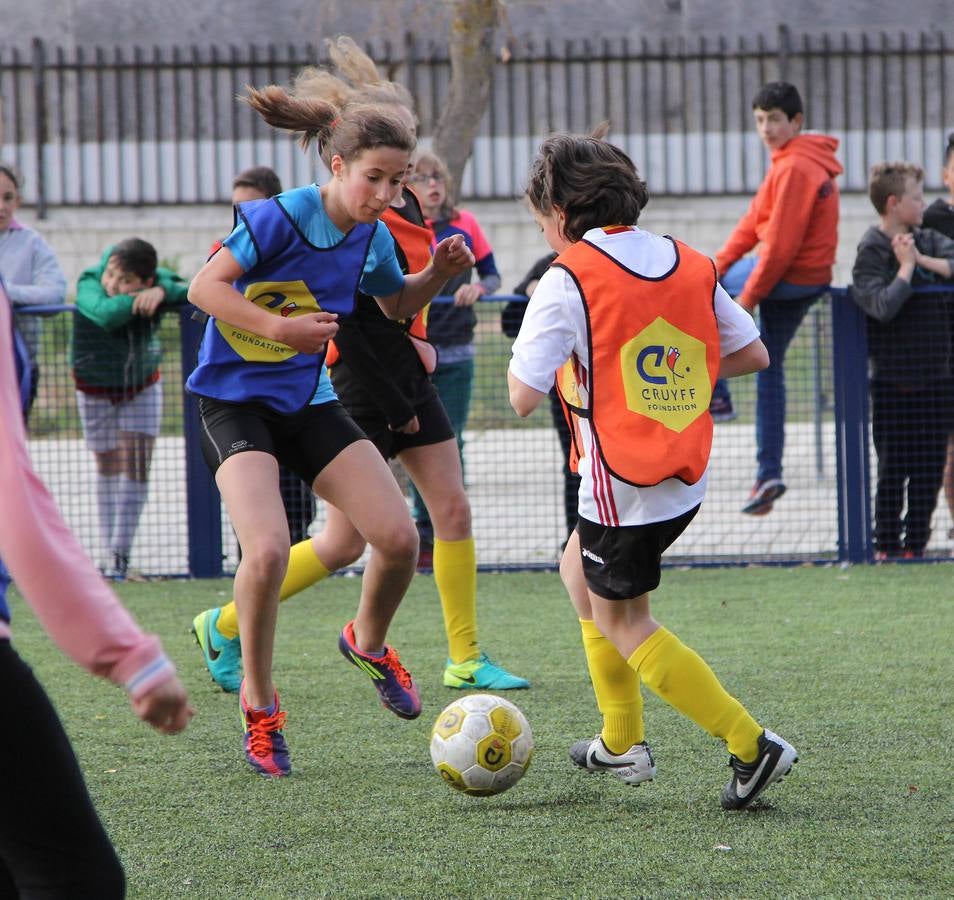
top-left (338, 620), bottom-right (421, 720)
top-left (240, 680), bottom-right (290, 778)
top-left (443, 653), bottom-right (530, 690)
top-left (191, 607), bottom-right (242, 693)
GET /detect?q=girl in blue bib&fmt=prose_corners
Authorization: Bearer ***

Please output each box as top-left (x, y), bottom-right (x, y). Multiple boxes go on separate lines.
top-left (186, 75), bottom-right (474, 778)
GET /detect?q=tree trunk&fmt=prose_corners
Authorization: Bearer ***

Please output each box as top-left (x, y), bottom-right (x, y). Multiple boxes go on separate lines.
top-left (432, 0), bottom-right (501, 201)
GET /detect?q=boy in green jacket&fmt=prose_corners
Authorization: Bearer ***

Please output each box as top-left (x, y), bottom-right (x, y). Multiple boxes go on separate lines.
top-left (72, 238), bottom-right (189, 578)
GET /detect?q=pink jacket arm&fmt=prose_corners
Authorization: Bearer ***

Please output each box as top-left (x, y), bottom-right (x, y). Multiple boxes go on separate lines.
top-left (0, 294), bottom-right (174, 699)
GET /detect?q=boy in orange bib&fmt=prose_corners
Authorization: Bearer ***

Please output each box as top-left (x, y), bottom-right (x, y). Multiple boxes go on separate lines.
top-left (508, 132), bottom-right (797, 810)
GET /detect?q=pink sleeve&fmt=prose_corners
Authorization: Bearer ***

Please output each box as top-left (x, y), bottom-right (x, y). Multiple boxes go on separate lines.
top-left (0, 291), bottom-right (175, 699)
top-left (457, 210), bottom-right (494, 262)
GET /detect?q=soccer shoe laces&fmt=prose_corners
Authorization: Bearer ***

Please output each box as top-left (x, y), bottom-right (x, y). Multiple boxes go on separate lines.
top-left (246, 709), bottom-right (287, 758)
top-left (380, 648), bottom-right (413, 688)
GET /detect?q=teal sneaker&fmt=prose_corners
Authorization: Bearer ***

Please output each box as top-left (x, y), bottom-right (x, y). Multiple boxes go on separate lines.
top-left (443, 653), bottom-right (530, 690)
top-left (191, 607), bottom-right (242, 693)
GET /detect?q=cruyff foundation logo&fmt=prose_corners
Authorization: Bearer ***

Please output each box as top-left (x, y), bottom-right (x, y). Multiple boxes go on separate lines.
top-left (620, 317), bottom-right (712, 433)
top-left (217, 279), bottom-right (321, 362)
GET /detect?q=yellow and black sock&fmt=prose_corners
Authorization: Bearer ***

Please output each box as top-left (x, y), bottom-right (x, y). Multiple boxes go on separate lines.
top-left (215, 539), bottom-right (331, 640)
top-left (629, 627), bottom-right (762, 761)
top-left (433, 536), bottom-right (478, 664)
top-left (580, 619), bottom-right (643, 753)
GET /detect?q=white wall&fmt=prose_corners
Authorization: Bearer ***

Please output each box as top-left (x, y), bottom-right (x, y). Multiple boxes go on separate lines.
top-left (19, 192), bottom-right (877, 297)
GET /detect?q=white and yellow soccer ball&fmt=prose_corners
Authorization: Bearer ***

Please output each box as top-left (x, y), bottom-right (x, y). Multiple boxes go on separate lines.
top-left (429, 694), bottom-right (534, 796)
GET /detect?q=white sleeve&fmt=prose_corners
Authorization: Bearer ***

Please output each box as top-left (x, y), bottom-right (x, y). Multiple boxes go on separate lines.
top-left (508, 267), bottom-right (579, 393)
top-left (715, 283), bottom-right (761, 356)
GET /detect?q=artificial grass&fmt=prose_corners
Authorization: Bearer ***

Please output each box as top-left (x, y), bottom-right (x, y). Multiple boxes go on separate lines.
top-left (9, 564), bottom-right (953, 898)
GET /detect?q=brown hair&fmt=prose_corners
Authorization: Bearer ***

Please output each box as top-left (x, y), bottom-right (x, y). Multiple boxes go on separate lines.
top-left (525, 131), bottom-right (649, 242)
top-left (0, 163), bottom-right (22, 191)
top-left (868, 161), bottom-right (924, 214)
top-left (243, 36), bottom-right (415, 168)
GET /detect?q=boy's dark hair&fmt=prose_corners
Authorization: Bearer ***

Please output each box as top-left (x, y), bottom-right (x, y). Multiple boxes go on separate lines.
top-left (752, 81), bottom-right (803, 119)
top-left (109, 238), bottom-right (158, 282)
top-left (945, 131), bottom-right (954, 165)
top-left (232, 166), bottom-right (282, 198)
top-left (526, 133), bottom-right (649, 242)
top-left (868, 161), bottom-right (924, 215)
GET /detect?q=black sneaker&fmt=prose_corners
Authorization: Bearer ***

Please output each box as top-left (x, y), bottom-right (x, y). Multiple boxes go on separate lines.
top-left (569, 735), bottom-right (656, 785)
top-left (721, 729), bottom-right (797, 810)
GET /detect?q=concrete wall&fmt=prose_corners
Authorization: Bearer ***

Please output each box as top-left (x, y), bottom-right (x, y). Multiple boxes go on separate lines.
top-left (19, 193), bottom-right (877, 298)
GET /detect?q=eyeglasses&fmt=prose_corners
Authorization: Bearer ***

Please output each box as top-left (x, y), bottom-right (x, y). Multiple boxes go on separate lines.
top-left (410, 172), bottom-right (445, 185)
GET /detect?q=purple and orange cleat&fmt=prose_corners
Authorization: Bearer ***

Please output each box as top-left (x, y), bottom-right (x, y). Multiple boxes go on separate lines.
top-left (240, 680), bottom-right (291, 777)
top-left (338, 620), bottom-right (421, 720)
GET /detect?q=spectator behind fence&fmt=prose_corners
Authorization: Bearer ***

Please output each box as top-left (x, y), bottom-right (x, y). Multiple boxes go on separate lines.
top-left (851, 161), bottom-right (954, 560)
top-left (0, 163), bottom-right (66, 416)
top-left (711, 82), bottom-right (842, 516)
top-left (501, 251), bottom-right (581, 545)
top-left (407, 151), bottom-right (501, 553)
top-left (71, 238), bottom-right (189, 579)
top-left (228, 166), bottom-right (317, 545)
top-left (0, 280), bottom-right (191, 898)
top-left (922, 132), bottom-right (954, 541)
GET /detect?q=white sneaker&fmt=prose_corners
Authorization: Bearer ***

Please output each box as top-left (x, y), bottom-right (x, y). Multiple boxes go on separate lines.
top-left (569, 735), bottom-right (656, 785)
top-left (721, 729), bottom-right (798, 810)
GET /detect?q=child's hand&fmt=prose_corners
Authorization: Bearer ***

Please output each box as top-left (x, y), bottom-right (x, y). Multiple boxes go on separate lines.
top-left (892, 233), bottom-right (917, 267)
top-left (131, 286), bottom-right (166, 317)
top-left (131, 674), bottom-right (193, 735)
top-left (453, 283), bottom-right (486, 307)
top-left (277, 311), bottom-right (339, 354)
top-left (432, 234), bottom-right (475, 280)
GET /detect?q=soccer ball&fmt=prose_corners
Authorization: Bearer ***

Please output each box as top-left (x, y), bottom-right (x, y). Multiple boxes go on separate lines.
top-left (429, 694), bottom-right (534, 796)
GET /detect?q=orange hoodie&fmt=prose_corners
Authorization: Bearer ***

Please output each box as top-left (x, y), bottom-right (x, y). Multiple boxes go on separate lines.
top-left (715, 133), bottom-right (842, 308)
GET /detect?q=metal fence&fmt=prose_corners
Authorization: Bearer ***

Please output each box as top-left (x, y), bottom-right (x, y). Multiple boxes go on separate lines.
top-left (18, 291), bottom-right (954, 579)
top-left (2, 28), bottom-right (953, 212)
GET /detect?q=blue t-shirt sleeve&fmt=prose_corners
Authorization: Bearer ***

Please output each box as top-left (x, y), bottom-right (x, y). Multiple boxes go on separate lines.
top-left (359, 223), bottom-right (405, 297)
top-left (221, 217), bottom-right (257, 272)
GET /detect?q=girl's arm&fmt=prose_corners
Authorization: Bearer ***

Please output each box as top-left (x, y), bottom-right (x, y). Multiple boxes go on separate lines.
top-left (188, 246), bottom-right (339, 354)
top-left (375, 234), bottom-right (474, 320)
top-left (0, 291), bottom-right (191, 732)
top-left (719, 337), bottom-right (769, 379)
top-left (508, 370), bottom-right (548, 417)
top-left (3, 235), bottom-right (66, 306)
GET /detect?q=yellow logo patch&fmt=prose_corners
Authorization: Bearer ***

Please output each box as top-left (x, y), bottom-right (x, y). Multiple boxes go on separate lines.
top-left (620, 316), bottom-right (711, 433)
top-left (217, 280), bottom-right (321, 362)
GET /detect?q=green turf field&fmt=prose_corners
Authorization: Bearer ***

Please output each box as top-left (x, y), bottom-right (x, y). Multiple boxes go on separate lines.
top-left (10, 564), bottom-right (953, 898)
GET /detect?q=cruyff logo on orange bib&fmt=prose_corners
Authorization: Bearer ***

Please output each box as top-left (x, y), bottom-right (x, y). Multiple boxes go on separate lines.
top-left (620, 316), bottom-right (712, 433)
top-left (217, 280), bottom-right (321, 363)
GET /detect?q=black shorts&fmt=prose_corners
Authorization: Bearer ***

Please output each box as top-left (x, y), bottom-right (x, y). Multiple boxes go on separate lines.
top-left (577, 505), bottom-right (700, 600)
top-left (198, 397), bottom-right (367, 486)
top-left (349, 392), bottom-right (456, 461)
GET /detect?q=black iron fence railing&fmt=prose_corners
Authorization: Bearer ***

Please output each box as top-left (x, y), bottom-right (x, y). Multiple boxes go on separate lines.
top-left (2, 28), bottom-right (952, 213)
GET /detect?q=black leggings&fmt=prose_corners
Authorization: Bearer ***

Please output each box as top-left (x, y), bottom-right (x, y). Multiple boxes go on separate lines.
top-left (0, 640), bottom-right (125, 899)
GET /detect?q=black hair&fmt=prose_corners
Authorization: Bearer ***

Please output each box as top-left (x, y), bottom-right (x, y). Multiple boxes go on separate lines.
top-left (751, 81), bottom-right (803, 120)
top-left (526, 133), bottom-right (649, 242)
top-left (232, 166), bottom-right (283, 197)
top-left (109, 238), bottom-right (158, 282)
top-left (945, 131), bottom-right (954, 165)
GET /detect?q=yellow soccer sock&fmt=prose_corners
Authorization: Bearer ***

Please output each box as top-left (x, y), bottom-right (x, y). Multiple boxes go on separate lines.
top-left (580, 619), bottom-right (644, 752)
top-left (628, 627), bottom-right (762, 762)
top-left (215, 539), bottom-right (331, 640)
top-left (433, 536), bottom-right (478, 664)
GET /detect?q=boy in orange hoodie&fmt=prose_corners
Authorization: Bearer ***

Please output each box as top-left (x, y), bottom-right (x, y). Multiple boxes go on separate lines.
top-left (711, 82), bottom-right (842, 515)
